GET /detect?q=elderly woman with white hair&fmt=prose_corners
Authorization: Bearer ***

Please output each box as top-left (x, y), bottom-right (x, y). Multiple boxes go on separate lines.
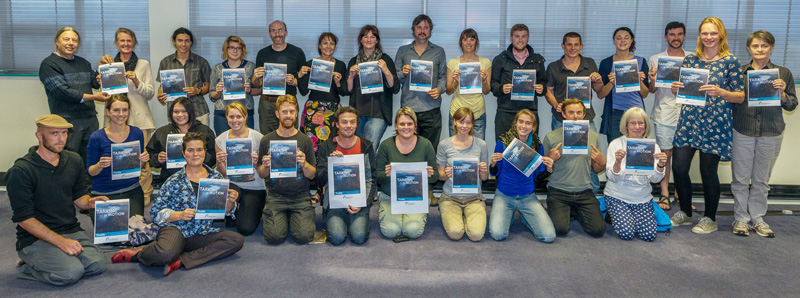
top-left (603, 107), bottom-right (668, 241)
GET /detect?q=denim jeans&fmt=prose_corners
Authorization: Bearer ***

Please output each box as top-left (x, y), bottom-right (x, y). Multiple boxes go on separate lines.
top-left (356, 116), bottom-right (388, 153)
top-left (213, 109), bottom-right (255, 136)
top-left (489, 190), bottom-right (556, 242)
top-left (552, 115), bottom-right (600, 194)
top-left (324, 206), bottom-right (371, 245)
top-left (449, 113), bottom-right (487, 141)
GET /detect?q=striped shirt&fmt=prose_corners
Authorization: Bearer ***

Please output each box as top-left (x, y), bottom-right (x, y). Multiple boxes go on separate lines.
top-left (734, 61), bottom-right (798, 137)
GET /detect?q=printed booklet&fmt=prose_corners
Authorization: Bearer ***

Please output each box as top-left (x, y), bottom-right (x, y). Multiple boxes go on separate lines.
top-left (195, 178), bottom-right (229, 220)
top-left (111, 141), bottom-right (141, 180)
top-left (511, 69), bottom-right (536, 101)
top-left (222, 68), bottom-right (246, 100)
top-left (269, 140), bottom-right (297, 178)
top-left (563, 120), bottom-right (590, 154)
top-left (676, 68), bottom-right (709, 106)
top-left (359, 61), bottom-right (384, 94)
top-left (93, 199), bottom-right (129, 244)
top-left (226, 138), bottom-right (253, 175)
top-left (452, 158), bottom-right (480, 194)
top-left (309, 58), bottom-right (335, 92)
top-left (159, 69), bottom-right (187, 101)
top-left (262, 63), bottom-right (287, 96)
top-left (99, 62), bottom-right (128, 94)
top-left (409, 60), bottom-right (433, 92)
top-left (654, 56), bottom-right (684, 88)
top-left (614, 59), bottom-right (640, 93)
top-left (625, 138), bottom-right (655, 175)
top-left (166, 134), bottom-right (186, 169)
top-left (328, 154), bottom-right (367, 209)
top-left (502, 138), bottom-right (543, 177)
top-left (747, 68), bottom-right (781, 107)
top-left (458, 62), bottom-right (482, 94)
top-left (567, 76), bottom-right (592, 108)
top-left (390, 162), bottom-right (429, 214)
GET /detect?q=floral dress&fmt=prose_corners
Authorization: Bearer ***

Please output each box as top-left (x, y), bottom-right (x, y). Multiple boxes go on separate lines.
top-left (301, 100), bottom-right (340, 150)
top-left (673, 54), bottom-right (744, 161)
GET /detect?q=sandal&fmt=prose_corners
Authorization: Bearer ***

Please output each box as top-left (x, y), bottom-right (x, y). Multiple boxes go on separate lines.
top-left (657, 196), bottom-right (671, 211)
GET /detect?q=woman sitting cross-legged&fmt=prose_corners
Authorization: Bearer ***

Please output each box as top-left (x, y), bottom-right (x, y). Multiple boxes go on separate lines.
top-left (112, 132), bottom-right (244, 275)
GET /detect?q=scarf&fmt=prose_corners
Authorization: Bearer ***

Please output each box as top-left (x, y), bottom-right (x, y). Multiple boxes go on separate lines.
top-left (356, 48), bottom-right (384, 64)
top-left (499, 127), bottom-right (542, 154)
top-left (114, 51), bottom-right (139, 72)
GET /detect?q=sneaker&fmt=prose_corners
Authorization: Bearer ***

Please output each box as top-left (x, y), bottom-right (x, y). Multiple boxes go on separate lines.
top-left (732, 221), bottom-right (749, 236)
top-left (692, 217), bottom-right (718, 234)
top-left (670, 211), bottom-right (693, 226)
top-left (751, 222), bottom-right (775, 238)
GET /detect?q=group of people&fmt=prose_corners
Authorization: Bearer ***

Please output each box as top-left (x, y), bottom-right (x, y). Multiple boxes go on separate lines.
top-left (5, 14), bottom-right (795, 286)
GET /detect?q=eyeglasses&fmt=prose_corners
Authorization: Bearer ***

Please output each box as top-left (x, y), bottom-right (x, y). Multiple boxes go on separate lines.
top-left (228, 46), bottom-right (243, 51)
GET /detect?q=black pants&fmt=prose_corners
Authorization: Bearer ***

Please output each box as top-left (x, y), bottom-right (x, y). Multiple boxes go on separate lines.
top-left (672, 146), bottom-right (721, 220)
top-left (546, 188), bottom-right (605, 237)
top-left (234, 189), bottom-right (266, 236)
top-left (415, 108), bottom-right (442, 152)
top-left (64, 116), bottom-right (98, 166)
top-left (137, 226), bottom-right (244, 269)
top-left (495, 110), bottom-right (538, 139)
top-left (93, 185), bottom-right (145, 217)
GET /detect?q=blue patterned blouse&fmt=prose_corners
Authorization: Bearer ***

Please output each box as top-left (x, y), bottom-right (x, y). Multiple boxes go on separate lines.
top-left (151, 164), bottom-right (223, 238)
top-left (673, 54), bottom-right (744, 161)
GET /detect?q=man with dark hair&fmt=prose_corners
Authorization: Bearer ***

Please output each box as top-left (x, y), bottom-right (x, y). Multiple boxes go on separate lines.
top-left (252, 20), bottom-right (307, 135)
top-left (395, 14), bottom-right (447, 151)
top-left (156, 27), bottom-right (212, 125)
top-left (6, 115), bottom-right (109, 285)
top-left (647, 21), bottom-right (688, 210)
top-left (491, 24), bottom-right (547, 138)
top-left (315, 106), bottom-right (377, 245)
top-left (39, 27), bottom-right (111, 165)
top-left (545, 32), bottom-right (603, 131)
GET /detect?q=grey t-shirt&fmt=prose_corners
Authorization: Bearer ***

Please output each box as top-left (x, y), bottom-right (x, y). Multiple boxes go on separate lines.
top-left (257, 130), bottom-right (316, 200)
top-left (436, 136), bottom-right (488, 197)
top-left (542, 127), bottom-right (601, 193)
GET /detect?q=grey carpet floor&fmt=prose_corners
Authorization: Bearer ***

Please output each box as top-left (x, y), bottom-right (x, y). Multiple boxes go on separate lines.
top-left (1, 191), bottom-right (798, 297)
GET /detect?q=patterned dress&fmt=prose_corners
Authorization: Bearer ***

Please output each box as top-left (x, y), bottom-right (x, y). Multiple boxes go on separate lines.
top-left (673, 54), bottom-right (744, 161)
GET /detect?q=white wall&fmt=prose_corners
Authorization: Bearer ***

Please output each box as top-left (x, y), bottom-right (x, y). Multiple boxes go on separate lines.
top-left (2, 1), bottom-right (798, 185)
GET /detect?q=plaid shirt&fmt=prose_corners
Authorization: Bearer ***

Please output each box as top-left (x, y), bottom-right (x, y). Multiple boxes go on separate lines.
top-left (157, 52), bottom-right (211, 116)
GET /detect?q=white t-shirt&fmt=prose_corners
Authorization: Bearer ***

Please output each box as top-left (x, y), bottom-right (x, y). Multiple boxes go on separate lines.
top-left (604, 136), bottom-right (665, 204)
top-left (215, 129), bottom-right (266, 190)
top-left (647, 49), bottom-right (690, 126)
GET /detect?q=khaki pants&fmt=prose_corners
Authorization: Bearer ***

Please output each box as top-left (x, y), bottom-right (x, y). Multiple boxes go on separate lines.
top-left (139, 128), bottom-right (154, 206)
top-left (439, 193), bottom-right (486, 241)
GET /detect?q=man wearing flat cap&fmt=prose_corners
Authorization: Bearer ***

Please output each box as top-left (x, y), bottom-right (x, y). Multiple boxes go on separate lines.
top-left (4, 115), bottom-right (109, 286)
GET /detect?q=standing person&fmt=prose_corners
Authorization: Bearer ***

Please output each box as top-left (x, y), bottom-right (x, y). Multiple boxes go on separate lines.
top-left (6, 115), bottom-right (108, 286)
top-left (111, 133), bottom-right (244, 276)
top-left (490, 24), bottom-right (546, 138)
top-left (598, 27), bottom-right (650, 144)
top-left (98, 27), bottom-right (157, 206)
top-left (252, 20), bottom-right (307, 135)
top-left (669, 17), bottom-right (745, 234)
top-left (604, 108), bottom-right (668, 241)
top-left (146, 97), bottom-right (216, 186)
top-left (39, 27), bottom-right (110, 165)
top-left (315, 106), bottom-right (376, 245)
top-left (209, 36), bottom-right (259, 134)
top-left (395, 14), bottom-right (447, 151)
top-left (489, 109), bottom-right (555, 242)
top-left (214, 102), bottom-right (265, 236)
top-left (298, 32), bottom-right (350, 149)
top-left (445, 28), bottom-right (491, 140)
top-left (647, 22), bottom-right (689, 210)
top-left (545, 32), bottom-right (603, 131)
top-left (87, 95), bottom-right (150, 216)
top-left (437, 108), bottom-right (490, 241)
top-left (256, 95), bottom-right (317, 245)
top-left (347, 25), bottom-right (400, 152)
top-left (731, 30), bottom-right (797, 237)
top-left (376, 108), bottom-right (438, 240)
top-left (543, 98), bottom-right (606, 237)
top-left (156, 27), bottom-right (212, 125)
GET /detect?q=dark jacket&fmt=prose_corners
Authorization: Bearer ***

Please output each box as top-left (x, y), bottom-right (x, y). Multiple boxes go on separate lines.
top-left (5, 147), bottom-right (88, 250)
top-left (146, 121), bottom-right (216, 183)
top-left (491, 44), bottom-right (547, 112)
top-left (315, 136), bottom-right (377, 208)
top-left (598, 55), bottom-right (650, 136)
top-left (347, 54), bottom-right (401, 123)
top-left (298, 58), bottom-right (350, 103)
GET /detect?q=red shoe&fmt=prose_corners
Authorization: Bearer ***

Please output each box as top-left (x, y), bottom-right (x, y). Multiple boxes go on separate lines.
top-left (111, 248), bottom-right (142, 263)
top-left (164, 258), bottom-right (181, 276)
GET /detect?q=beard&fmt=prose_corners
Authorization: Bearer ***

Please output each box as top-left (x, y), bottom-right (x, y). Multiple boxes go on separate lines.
top-left (280, 117), bottom-right (297, 129)
top-left (42, 137), bottom-right (65, 154)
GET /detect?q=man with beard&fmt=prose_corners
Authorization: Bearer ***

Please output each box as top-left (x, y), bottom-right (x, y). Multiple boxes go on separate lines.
top-left (256, 95), bottom-right (317, 244)
top-left (315, 106), bottom-right (377, 245)
top-left (491, 24), bottom-right (547, 138)
top-left (395, 14), bottom-right (447, 151)
top-left (647, 22), bottom-right (688, 210)
top-left (252, 20), bottom-right (307, 135)
top-left (5, 115), bottom-right (109, 285)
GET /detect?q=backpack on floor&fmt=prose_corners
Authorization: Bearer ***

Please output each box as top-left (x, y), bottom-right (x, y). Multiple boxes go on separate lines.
top-left (595, 196), bottom-right (672, 234)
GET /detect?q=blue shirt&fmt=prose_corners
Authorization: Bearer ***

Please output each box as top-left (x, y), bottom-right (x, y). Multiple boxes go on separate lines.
top-left (86, 126), bottom-right (145, 193)
top-left (492, 136), bottom-right (548, 196)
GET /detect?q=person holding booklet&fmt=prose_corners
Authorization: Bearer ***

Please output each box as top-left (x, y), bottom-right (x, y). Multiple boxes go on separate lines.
top-left (214, 102), bottom-right (265, 236)
top-left (436, 107), bottom-right (490, 241)
top-left (97, 28), bottom-right (157, 206)
top-left (376, 107), bottom-right (438, 240)
top-left (112, 133), bottom-right (243, 276)
top-left (598, 27), bottom-right (650, 144)
top-left (489, 109), bottom-right (555, 242)
top-left (730, 30), bottom-right (797, 237)
top-left (156, 27), bottom-right (212, 125)
top-left (298, 32), bottom-right (350, 149)
top-left (669, 17), bottom-right (745, 234)
top-left (252, 20), bottom-right (307, 135)
top-left (315, 106), bottom-right (377, 245)
top-left (147, 97), bottom-right (216, 186)
top-left (86, 95), bottom-right (149, 216)
top-left (604, 107), bottom-right (668, 241)
top-left (491, 24), bottom-right (547, 138)
top-left (256, 95), bottom-right (317, 244)
top-left (545, 32), bottom-right (603, 131)
top-left (396, 14), bottom-right (447, 152)
top-left (209, 36), bottom-right (259, 134)
top-left (347, 25), bottom-right (400, 152)
top-left (646, 22), bottom-right (689, 211)
top-left (6, 115), bottom-right (109, 286)
top-left (445, 29), bottom-right (492, 140)
top-left (543, 98), bottom-right (606, 237)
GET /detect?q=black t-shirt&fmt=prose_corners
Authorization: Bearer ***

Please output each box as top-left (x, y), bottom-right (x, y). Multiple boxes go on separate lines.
top-left (254, 44), bottom-right (307, 96)
top-left (257, 130), bottom-right (316, 200)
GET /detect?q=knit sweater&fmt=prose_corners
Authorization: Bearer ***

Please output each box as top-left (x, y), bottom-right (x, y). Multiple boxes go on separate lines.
top-left (38, 53), bottom-right (99, 118)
